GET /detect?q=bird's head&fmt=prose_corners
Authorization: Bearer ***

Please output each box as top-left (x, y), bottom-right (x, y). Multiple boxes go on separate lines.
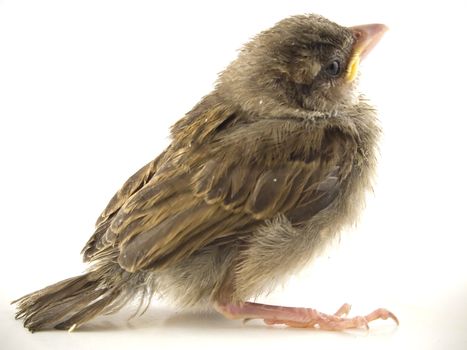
top-left (218, 14), bottom-right (387, 116)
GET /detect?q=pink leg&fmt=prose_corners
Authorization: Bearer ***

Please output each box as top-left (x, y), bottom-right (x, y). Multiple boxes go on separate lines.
top-left (215, 301), bottom-right (398, 331)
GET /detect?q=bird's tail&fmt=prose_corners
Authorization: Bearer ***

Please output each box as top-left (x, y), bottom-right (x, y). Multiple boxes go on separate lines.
top-left (12, 262), bottom-right (152, 332)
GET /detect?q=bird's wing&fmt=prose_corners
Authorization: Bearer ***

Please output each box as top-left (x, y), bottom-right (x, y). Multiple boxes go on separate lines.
top-left (81, 151), bottom-right (166, 261)
top-left (88, 117), bottom-right (356, 272)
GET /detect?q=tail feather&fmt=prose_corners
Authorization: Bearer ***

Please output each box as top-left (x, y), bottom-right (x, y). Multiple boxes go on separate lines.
top-left (14, 275), bottom-right (98, 321)
top-left (54, 290), bottom-right (122, 330)
top-left (12, 263), bottom-right (148, 332)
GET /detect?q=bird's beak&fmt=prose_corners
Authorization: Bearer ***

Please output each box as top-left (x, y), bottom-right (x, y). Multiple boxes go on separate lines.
top-left (345, 23), bottom-right (388, 83)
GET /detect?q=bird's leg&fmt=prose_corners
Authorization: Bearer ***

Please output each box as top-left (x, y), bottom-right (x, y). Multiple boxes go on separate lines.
top-left (215, 301), bottom-right (398, 331)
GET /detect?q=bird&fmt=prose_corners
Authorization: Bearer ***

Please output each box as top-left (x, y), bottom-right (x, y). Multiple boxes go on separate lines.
top-left (13, 13), bottom-right (397, 332)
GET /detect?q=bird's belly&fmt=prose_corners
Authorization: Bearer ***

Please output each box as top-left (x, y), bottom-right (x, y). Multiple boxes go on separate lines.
top-left (152, 244), bottom-right (238, 309)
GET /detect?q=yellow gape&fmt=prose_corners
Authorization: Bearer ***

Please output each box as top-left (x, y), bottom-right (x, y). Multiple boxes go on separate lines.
top-left (346, 51), bottom-right (361, 82)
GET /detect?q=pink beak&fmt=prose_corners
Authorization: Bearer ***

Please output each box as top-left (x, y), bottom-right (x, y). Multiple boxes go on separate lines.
top-left (349, 23), bottom-right (388, 60)
top-left (345, 23), bottom-right (388, 82)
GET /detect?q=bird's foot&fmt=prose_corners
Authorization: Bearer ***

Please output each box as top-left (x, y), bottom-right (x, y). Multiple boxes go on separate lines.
top-left (215, 301), bottom-right (398, 331)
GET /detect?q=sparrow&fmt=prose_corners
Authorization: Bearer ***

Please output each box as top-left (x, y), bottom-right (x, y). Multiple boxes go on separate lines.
top-left (13, 14), bottom-right (396, 332)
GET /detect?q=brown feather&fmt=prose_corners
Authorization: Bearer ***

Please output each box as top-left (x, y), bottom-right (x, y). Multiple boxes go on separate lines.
top-left (14, 14), bottom-right (382, 331)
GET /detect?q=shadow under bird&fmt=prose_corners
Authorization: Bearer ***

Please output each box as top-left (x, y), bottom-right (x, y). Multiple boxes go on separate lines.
top-left (13, 14), bottom-right (397, 332)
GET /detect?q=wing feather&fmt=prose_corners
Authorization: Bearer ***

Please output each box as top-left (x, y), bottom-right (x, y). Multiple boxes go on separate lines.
top-left (85, 112), bottom-right (357, 272)
top-left (81, 152), bottom-right (165, 261)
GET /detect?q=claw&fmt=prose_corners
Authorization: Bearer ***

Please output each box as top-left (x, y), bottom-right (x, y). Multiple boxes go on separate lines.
top-left (365, 308), bottom-right (400, 325)
top-left (334, 303), bottom-right (352, 317)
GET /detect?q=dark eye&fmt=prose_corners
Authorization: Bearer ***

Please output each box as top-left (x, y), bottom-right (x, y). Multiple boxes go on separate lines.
top-left (324, 60), bottom-right (341, 76)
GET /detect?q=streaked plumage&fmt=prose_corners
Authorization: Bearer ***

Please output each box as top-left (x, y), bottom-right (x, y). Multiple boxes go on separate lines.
top-left (14, 14), bottom-right (390, 332)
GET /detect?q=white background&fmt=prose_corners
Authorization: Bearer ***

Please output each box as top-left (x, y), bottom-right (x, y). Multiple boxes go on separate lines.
top-left (1, 0), bottom-right (466, 349)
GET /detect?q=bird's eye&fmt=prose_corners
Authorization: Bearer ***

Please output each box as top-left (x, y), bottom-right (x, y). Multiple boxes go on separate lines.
top-left (324, 60), bottom-right (341, 77)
